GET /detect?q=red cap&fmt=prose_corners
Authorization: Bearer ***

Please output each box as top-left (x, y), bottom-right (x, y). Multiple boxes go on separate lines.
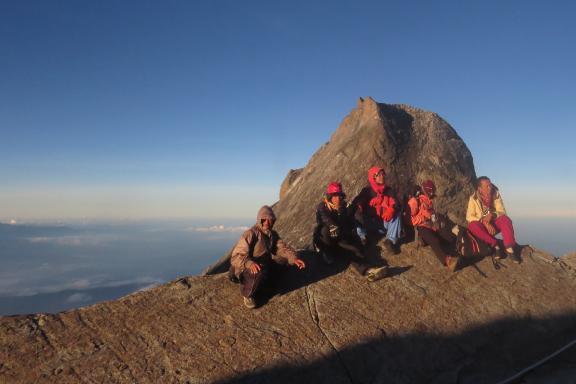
top-left (326, 182), bottom-right (344, 195)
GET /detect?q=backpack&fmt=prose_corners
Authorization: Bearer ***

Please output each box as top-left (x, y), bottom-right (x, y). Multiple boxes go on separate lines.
top-left (455, 226), bottom-right (493, 259)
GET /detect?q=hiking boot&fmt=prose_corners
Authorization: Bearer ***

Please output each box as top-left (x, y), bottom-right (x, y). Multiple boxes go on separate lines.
top-left (382, 239), bottom-right (399, 255)
top-left (243, 296), bottom-right (256, 309)
top-left (506, 248), bottom-right (521, 264)
top-left (493, 240), bottom-right (505, 260)
top-left (445, 255), bottom-right (462, 272)
top-left (366, 266), bottom-right (389, 282)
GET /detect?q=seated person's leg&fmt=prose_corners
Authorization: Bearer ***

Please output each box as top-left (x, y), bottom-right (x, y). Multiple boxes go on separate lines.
top-left (316, 225), bottom-right (338, 264)
top-left (494, 215), bottom-right (516, 249)
top-left (337, 235), bottom-right (365, 260)
top-left (240, 263), bottom-right (268, 299)
top-left (436, 224), bottom-right (457, 244)
top-left (468, 221), bottom-right (497, 247)
top-left (315, 225), bottom-right (337, 250)
top-left (417, 227), bottom-right (446, 265)
top-left (382, 214), bottom-right (402, 244)
top-left (356, 225), bottom-right (368, 243)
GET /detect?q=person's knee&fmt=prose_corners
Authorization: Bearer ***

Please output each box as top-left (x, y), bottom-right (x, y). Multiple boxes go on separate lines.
top-left (498, 215), bottom-right (513, 226)
top-left (468, 221), bottom-right (483, 231)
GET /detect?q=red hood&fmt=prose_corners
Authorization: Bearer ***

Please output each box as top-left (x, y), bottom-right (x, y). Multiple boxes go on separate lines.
top-left (368, 166), bottom-right (386, 194)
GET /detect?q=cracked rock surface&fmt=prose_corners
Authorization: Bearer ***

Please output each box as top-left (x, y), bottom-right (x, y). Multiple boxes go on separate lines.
top-left (1, 244), bottom-right (576, 383)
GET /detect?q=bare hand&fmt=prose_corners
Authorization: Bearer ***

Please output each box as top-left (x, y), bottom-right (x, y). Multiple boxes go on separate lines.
top-left (249, 263), bottom-right (261, 274)
top-left (294, 259), bottom-right (306, 270)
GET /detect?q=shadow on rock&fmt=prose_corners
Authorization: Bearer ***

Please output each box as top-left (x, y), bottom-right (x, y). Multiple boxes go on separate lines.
top-left (256, 248), bottom-right (412, 306)
top-left (212, 311), bottom-right (576, 384)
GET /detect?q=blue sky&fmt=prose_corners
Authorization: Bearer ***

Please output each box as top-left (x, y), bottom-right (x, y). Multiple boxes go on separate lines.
top-left (1, 0), bottom-right (575, 220)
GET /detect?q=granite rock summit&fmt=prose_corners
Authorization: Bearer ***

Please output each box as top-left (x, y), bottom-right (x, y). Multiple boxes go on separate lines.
top-left (274, 96), bottom-right (475, 249)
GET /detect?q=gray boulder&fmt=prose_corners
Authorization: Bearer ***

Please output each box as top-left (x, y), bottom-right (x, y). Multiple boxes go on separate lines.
top-left (273, 96), bottom-right (475, 249)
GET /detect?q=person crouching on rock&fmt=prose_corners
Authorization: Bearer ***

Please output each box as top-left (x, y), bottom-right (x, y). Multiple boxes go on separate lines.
top-left (229, 205), bottom-right (306, 309)
top-left (466, 176), bottom-right (521, 263)
top-left (313, 182), bottom-right (389, 282)
top-left (408, 180), bottom-right (463, 271)
top-left (351, 167), bottom-right (402, 255)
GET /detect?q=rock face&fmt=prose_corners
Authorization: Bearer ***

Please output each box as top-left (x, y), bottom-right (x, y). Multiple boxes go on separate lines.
top-left (1, 98), bottom-right (575, 383)
top-left (273, 97), bottom-right (476, 249)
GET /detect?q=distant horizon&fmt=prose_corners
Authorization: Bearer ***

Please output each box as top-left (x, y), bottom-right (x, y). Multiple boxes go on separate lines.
top-left (2, 210), bottom-right (575, 223)
top-left (1, 215), bottom-right (574, 257)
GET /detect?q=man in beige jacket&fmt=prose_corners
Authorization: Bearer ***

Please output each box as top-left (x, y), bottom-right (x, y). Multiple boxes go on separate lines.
top-left (230, 205), bottom-right (305, 308)
top-left (466, 176), bottom-right (520, 263)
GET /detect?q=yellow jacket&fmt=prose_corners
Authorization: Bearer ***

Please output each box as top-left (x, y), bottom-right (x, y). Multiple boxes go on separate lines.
top-left (466, 191), bottom-right (507, 223)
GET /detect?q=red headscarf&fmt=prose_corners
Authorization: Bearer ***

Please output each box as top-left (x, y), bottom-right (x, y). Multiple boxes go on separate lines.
top-left (368, 166), bottom-right (386, 195)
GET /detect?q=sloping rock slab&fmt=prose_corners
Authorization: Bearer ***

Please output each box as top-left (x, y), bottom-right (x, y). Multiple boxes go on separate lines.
top-left (2, 246), bottom-right (576, 384)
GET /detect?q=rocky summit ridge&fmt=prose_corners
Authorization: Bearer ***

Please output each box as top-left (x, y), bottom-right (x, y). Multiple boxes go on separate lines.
top-left (1, 97), bottom-right (576, 384)
top-left (273, 97), bottom-right (475, 249)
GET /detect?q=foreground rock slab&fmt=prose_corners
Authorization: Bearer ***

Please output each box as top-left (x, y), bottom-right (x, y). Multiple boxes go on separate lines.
top-left (2, 245), bottom-right (576, 384)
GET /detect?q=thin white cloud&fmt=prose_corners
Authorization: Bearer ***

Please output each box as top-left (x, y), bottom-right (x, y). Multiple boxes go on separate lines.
top-left (0, 276), bottom-right (163, 297)
top-left (26, 235), bottom-right (119, 247)
top-left (66, 293), bottom-right (92, 303)
top-left (188, 225), bottom-right (249, 233)
top-left (135, 283), bottom-right (161, 292)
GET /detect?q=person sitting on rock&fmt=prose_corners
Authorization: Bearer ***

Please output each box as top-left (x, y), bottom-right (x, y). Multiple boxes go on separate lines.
top-left (229, 205), bottom-right (306, 309)
top-left (466, 176), bottom-right (520, 263)
top-left (408, 180), bottom-right (463, 271)
top-left (351, 166), bottom-right (402, 255)
top-left (313, 182), bottom-right (389, 282)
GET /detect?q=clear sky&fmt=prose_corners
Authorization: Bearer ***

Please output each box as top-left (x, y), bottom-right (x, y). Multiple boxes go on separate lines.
top-left (1, 0), bottom-right (575, 220)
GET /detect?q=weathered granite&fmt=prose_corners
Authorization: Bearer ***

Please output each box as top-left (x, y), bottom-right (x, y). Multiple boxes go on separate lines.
top-left (273, 97), bottom-right (476, 249)
top-left (1, 244), bottom-right (576, 383)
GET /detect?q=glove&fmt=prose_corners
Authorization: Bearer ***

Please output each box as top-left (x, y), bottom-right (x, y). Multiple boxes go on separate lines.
top-left (328, 225), bottom-right (340, 238)
top-left (382, 207), bottom-right (395, 222)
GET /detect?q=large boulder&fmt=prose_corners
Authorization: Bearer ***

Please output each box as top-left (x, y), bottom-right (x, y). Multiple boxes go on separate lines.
top-left (273, 97), bottom-right (476, 248)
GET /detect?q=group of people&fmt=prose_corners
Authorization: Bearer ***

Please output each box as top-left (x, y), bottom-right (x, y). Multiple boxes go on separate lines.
top-left (229, 166), bottom-right (519, 309)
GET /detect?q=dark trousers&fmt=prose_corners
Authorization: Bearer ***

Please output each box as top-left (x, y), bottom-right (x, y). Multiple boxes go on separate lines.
top-left (239, 261), bottom-right (272, 298)
top-left (315, 225), bottom-right (373, 275)
top-left (418, 226), bottom-right (456, 265)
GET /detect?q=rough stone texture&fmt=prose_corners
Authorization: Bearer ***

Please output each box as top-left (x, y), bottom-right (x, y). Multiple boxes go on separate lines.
top-left (279, 168), bottom-right (304, 201)
top-left (273, 97), bottom-right (476, 249)
top-left (2, 245), bottom-right (576, 383)
top-left (561, 252), bottom-right (576, 269)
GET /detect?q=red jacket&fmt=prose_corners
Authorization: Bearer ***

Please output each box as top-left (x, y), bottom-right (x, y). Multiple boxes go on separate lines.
top-left (351, 167), bottom-right (397, 223)
top-left (408, 194), bottom-right (435, 228)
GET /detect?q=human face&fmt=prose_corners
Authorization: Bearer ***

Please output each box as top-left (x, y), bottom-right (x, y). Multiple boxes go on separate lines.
top-left (424, 187), bottom-right (435, 198)
top-left (478, 179), bottom-right (492, 195)
top-left (261, 218), bottom-right (275, 231)
top-left (330, 194), bottom-right (342, 208)
top-left (374, 170), bottom-right (385, 185)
